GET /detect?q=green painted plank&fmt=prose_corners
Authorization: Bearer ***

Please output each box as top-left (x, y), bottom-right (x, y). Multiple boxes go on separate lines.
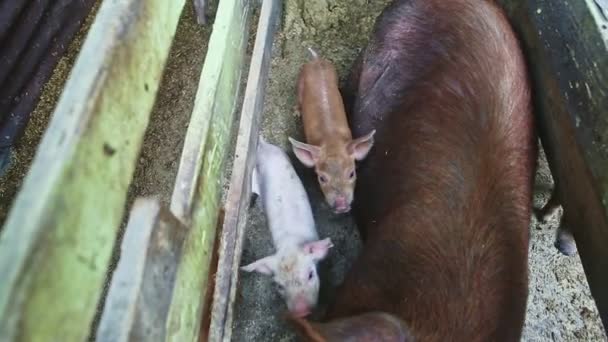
top-left (498, 0), bottom-right (608, 331)
top-left (0, 0), bottom-right (187, 340)
top-left (96, 198), bottom-right (187, 342)
top-left (207, 0), bottom-right (281, 340)
top-left (166, 0), bottom-right (252, 340)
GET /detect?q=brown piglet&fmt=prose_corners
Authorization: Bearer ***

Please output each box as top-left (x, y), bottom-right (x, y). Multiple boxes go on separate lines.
top-left (291, 0), bottom-right (536, 340)
top-left (289, 48), bottom-right (375, 214)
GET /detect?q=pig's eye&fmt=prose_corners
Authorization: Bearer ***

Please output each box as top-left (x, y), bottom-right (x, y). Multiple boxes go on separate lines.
top-left (308, 270), bottom-right (314, 280)
top-left (348, 170), bottom-right (355, 179)
top-left (318, 175), bottom-right (327, 183)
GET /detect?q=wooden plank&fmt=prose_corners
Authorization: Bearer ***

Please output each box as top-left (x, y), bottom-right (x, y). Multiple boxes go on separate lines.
top-left (166, 0), bottom-right (252, 340)
top-left (207, 0), bottom-right (281, 340)
top-left (0, 0), bottom-right (187, 340)
top-left (199, 208), bottom-right (225, 341)
top-left (498, 0), bottom-right (608, 331)
top-left (95, 198), bottom-right (187, 342)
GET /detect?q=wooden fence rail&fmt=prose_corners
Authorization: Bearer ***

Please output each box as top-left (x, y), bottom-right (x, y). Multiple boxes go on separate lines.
top-left (97, 0), bottom-right (253, 341)
top-left (97, 199), bottom-right (187, 342)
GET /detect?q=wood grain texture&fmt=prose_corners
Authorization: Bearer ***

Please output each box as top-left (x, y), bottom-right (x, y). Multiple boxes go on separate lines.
top-left (166, 0), bottom-right (252, 340)
top-left (498, 0), bottom-right (608, 332)
top-left (0, 0), bottom-right (186, 340)
top-left (96, 198), bottom-right (187, 342)
top-left (207, 0), bottom-right (281, 340)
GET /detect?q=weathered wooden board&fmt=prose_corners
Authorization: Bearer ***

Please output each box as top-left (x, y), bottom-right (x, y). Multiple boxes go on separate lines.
top-left (498, 0), bottom-right (608, 331)
top-left (166, 0), bottom-right (252, 340)
top-left (96, 198), bottom-right (187, 342)
top-left (0, 0), bottom-right (187, 340)
top-left (207, 0), bottom-right (281, 340)
top-left (199, 208), bottom-right (225, 342)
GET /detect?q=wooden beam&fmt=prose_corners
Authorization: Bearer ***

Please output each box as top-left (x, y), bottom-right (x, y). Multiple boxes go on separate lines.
top-left (166, 0), bottom-right (252, 340)
top-left (498, 0), bottom-right (608, 331)
top-left (207, 0), bottom-right (281, 340)
top-left (0, 0), bottom-right (187, 340)
top-left (96, 198), bottom-right (187, 342)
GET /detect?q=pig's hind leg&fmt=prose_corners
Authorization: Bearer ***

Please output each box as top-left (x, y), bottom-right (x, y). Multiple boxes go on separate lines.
top-left (250, 166), bottom-right (260, 208)
top-left (555, 221), bottom-right (577, 256)
top-left (193, 0), bottom-right (209, 25)
top-left (533, 189), bottom-right (560, 224)
top-left (534, 189), bottom-right (577, 256)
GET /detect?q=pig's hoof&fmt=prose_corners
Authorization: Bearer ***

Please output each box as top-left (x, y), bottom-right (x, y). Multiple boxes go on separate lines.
top-left (533, 208), bottom-right (548, 224)
top-left (249, 193), bottom-right (259, 208)
top-left (554, 238), bottom-right (577, 256)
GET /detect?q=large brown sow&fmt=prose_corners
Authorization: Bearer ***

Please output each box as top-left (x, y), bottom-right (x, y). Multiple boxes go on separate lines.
top-left (292, 0), bottom-right (537, 340)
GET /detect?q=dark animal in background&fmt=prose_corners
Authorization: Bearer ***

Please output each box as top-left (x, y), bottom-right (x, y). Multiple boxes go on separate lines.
top-left (292, 0), bottom-right (537, 340)
top-left (289, 48), bottom-right (375, 215)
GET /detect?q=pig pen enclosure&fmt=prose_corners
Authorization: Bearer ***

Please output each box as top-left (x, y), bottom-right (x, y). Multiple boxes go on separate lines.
top-left (0, 0), bottom-right (607, 341)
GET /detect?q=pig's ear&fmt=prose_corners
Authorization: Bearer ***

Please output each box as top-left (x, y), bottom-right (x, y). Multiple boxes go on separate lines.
top-left (288, 137), bottom-right (320, 167)
top-left (348, 129), bottom-right (376, 160)
top-left (240, 255), bottom-right (277, 276)
top-left (303, 238), bottom-right (333, 262)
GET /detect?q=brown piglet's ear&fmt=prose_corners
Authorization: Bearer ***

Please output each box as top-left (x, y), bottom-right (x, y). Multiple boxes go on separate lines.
top-left (348, 129), bottom-right (376, 161)
top-left (289, 137), bottom-right (321, 167)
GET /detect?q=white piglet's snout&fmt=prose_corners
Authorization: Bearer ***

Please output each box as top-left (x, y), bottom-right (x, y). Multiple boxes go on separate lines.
top-left (241, 137), bottom-right (333, 317)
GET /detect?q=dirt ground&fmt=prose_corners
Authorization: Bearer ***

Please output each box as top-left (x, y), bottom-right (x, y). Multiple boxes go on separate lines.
top-left (0, 0), bottom-right (606, 341)
top-left (232, 0), bottom-right (607, 341)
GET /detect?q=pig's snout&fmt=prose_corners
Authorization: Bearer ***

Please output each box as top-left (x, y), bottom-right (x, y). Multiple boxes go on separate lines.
top-left (290, 296), bottom-right (312, 318)
top-left (333, 195), bottom-right (350, 214)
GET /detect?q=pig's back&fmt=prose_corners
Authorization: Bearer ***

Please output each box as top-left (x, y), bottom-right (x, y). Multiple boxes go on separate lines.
top-left (255, 140), bottom-right (318, 246)
top-left (334, 0), bottom-right (534, 340)
top-left (298, 60), bottom-right (352, 144)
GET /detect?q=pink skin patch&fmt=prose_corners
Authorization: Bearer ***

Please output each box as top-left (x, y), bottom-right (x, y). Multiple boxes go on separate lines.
top-left (333, 195), bottom-right (350, 213)
top-left (290, 295), bottom-right (313, 317)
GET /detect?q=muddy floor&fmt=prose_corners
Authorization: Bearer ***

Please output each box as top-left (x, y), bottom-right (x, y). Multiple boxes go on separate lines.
top-left (232, 0), bottom-right (607, 341)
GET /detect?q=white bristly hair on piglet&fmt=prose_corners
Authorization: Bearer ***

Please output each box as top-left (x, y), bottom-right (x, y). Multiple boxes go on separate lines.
top-left (241, 136), bottom-right (333, 318)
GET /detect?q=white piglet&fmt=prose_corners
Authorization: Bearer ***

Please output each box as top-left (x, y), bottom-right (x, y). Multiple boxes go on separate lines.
top-left (242, 136), bottom-right (333, 318)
